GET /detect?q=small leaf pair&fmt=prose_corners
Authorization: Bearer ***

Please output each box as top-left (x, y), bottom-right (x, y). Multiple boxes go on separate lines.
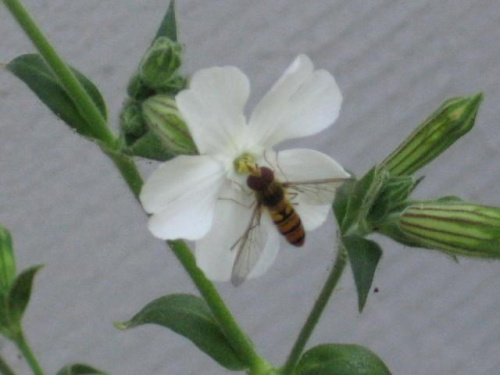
top-left (0, 226), bottom-right (42, 339)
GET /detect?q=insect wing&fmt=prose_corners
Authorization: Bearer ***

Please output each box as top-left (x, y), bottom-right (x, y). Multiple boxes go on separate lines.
top-left (231, 205), bottom-right (267, 286)
top-left (285, 178), bottom-right (347, 205)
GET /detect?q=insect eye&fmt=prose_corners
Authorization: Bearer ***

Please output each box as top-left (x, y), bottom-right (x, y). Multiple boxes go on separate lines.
top-left (260, 167), bottom-right (274, 183)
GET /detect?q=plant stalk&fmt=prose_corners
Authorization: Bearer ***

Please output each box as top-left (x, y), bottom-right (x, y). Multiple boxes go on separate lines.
top-left (281, 244), bottom-right (348, 374)
top-left (13, 330), bottom-right (43, 375)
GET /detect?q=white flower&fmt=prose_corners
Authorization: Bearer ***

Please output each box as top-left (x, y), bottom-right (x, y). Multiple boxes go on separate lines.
top-left (140, 54), bottom-right (349, 283)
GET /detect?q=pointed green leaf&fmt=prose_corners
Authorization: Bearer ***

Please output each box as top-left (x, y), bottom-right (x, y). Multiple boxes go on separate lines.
top-left (56, 363), bottom-right (108, 375)
top-left (341, 167), bottom-right (389, 235)
top-left (8, 265), bottom-right (43, 323)
top-left (116, 294), bottom-right (247, 371)
top-left (333, 179), bottom-right (356, 228)
top-left (296, 344), bottom-right (392, 375)
top-left (6, 54), bottom-right (107, 138)
top-left (0, 227), bottom-right (16, 295)
top-left (343, 236), bottom-right (382, 312)
top-left (155, 0), bottom-right (178, 42)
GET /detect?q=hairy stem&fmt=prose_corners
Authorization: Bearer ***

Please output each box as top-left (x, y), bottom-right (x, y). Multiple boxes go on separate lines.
top-left (281, 244), bottom-right (348, 374)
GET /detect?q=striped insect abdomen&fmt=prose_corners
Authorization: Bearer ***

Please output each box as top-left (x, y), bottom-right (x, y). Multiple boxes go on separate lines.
top-left (261, 184), bottom-right (305, 247)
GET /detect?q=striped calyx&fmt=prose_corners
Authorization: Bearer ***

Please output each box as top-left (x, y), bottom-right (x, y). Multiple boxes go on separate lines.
top-left (381, 93), bottom-right (483, 176)
top-left (384, 200), bottom-right (500, 259)
top-left (142, 94), bottom-right (197, 155)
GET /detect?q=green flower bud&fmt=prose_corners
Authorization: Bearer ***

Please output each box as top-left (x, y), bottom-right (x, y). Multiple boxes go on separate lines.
top-left (381, 200), bottom-right (500, 259)
top-left (381, 93), bottom-right (483, 176)
top-left (120, 102), bottom-right (147, 144)
top-left (0, 226), bottom-right (16, 295)
top-left (142, 94), bottom-right (197, 155)
top-left (139, 37), bottom-right (182, 90)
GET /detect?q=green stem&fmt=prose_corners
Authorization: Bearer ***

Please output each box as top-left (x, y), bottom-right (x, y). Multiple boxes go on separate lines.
top-left (2, 0), bottom-right (116, 147)
top-left (13, 330), bottom-right (43, 375)
top-left (0, 355), bottom-right (16, 375)
top-left (281, 244), bottom-right (348, 374)
top-left (103, 150), bottom-right (267, 370)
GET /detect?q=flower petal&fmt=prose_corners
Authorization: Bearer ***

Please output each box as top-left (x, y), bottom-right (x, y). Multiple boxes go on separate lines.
top-left (249, 55), bottom-right (342, 148)
top-left (176, 66), bottom-right (250, 155)
top-left (265, 148), bottom-right (349, 231)
top-left (195, 184), bottom-right (255, 281)
top-left (140, 155), bottom-right (225, 240)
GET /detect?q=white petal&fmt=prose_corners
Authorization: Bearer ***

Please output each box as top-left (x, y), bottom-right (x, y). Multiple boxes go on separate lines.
top-left (247, 213), bottom-right (280, 279)
top-left (140, 155), bottom-right (225, 240)
top-left (265, 148), bottom-right (349, 231)
top-left (176, 66), bottom-right (250, 155)
top-left (195, 184), bottom-right (255, 281)
top-left (295, 203), bottom-right (332, 231)
top-left (249, 55), bottom-right (342, 148)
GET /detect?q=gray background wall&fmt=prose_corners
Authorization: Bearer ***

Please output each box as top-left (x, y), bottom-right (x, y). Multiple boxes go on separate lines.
top-left (1, 1), bottom-right (499, 374)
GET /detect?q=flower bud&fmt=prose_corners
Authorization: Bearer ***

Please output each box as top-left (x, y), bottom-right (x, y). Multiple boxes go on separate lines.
top-left (139, 37), bottom-right (182, 90)
top-left (141, 94), bottom-right (197, 155)
top-left (381, 93), bottom-right (483, 176)
top-left (382, 200), bottom-right (500, 259)
top-left (120, 102), bottom-right (147, 144)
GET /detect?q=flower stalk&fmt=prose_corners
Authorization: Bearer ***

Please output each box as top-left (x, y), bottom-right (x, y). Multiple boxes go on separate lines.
top-left (12, 329), bottom-right (44, 375)
top-left (281, 243), bottom-right (348, 374)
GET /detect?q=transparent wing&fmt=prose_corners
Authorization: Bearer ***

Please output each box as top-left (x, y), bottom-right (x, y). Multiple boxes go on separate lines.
top-left (284, 178), bottom-right (348, 205)
top-left (231, 204), bottom-right (267, 286)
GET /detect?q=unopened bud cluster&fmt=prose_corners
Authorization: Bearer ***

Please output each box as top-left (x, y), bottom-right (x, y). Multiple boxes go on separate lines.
top-left (120, 36), bottom-right (196, 159)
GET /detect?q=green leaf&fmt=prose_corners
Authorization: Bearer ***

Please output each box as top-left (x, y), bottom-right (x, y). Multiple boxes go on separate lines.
top-left (7, 54), bottom-right (107, 138)
top-left (8, 265), bottom-right (43, 323)
top-left (116, 294), bottom-right (247, 371)
top-left (0, 226), bottom-right (16, 295)
top-left (296, 344), bottom-right (392, 375)
top-left (56, 363), bottom-right (108, 375)
top-left (333, 179), bottom-right (356, 228)
top-left (343, 236), bottom-right (382, 312)
top-left (341, 167), bottom-right (389, 235)
top-left (155, 0), bottom-right (178, 42)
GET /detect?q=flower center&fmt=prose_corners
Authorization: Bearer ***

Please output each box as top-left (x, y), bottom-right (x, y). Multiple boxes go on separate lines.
top-left (233, 152), bottom-right (259, 176)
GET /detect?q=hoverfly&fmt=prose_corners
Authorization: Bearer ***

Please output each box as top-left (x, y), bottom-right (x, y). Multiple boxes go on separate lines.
top-left (230, 161), bottom-right (349, 286)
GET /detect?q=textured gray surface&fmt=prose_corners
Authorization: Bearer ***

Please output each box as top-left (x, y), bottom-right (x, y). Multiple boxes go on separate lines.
top-left (1, 0), bottom-right (499, 374)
